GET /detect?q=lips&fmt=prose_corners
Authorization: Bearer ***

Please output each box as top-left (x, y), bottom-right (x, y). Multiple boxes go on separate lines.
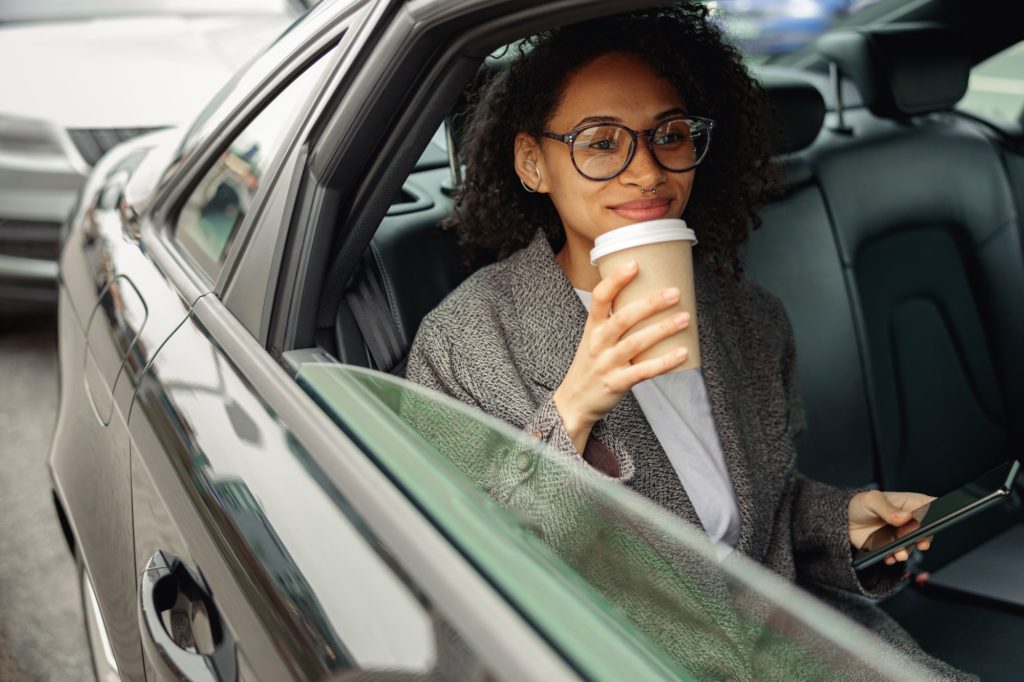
top-left (608, 198), bottom-right (672, 222)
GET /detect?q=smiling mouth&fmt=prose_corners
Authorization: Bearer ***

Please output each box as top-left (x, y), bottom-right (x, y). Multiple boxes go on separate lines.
top-left (608, 198), bottom-right (672, 221)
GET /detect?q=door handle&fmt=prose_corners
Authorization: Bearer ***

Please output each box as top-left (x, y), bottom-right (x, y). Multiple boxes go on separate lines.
top-left (139, 551), bottom-right (237, 682)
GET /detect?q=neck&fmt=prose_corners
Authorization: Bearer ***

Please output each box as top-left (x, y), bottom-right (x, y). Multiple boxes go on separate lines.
top-left (556, 229), bottom-right (602, 291)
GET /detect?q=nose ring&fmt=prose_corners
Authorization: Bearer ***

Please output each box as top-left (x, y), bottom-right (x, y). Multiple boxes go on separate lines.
top-left (640, 185), bottom-right (657, 195)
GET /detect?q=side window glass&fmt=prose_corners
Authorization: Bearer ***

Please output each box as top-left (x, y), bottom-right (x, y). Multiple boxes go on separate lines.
top-left (958, 41), bottom-right (1024, 125)
top-left (175, 50), bottom-right (333, 277)
top-left (298, 364), bottom-right (937, 680)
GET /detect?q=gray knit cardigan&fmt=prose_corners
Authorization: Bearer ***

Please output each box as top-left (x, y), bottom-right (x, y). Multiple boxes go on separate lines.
top-left (405, 229), bottom-right (970, 680)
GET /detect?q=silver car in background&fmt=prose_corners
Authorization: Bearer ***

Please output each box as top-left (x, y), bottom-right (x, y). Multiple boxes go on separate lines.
top-left (0, 0), bottom-right (303, 311)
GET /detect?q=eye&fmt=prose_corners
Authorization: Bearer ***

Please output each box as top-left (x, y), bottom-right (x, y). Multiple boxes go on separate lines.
top-left (574, 125), bottom-right (625, 154)
top-left (583, 137), bottom-right (619, 151)
top-left (654, 131), bottom-right (686, 145)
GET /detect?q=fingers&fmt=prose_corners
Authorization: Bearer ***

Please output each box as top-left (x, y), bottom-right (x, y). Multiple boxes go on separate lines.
top-left (883, 546), bottom-right (912, 565)
top-left (864, 490), bottom-right (913, 527)
top-left (882, 536), bottom-right (934, 566)
top-left (596, 286), bottom-right (682, 346)
top-left (618, 346), bottom-right (689, 385)
top-left (609, 310), bottom-right (690, 365)
top-left (590, 261), bottom-right (638, 323)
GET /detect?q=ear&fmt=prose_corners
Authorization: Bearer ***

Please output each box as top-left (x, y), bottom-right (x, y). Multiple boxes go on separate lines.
top-left (514, 132), bottom-right (549, 193)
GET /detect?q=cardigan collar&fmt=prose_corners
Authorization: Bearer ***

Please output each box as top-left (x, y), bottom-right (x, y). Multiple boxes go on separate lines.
top-left (507, 229), bottom-right (771, 559)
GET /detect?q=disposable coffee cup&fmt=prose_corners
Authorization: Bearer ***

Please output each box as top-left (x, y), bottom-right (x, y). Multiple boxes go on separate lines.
top-left (590, 218), bottom-right (700, 371)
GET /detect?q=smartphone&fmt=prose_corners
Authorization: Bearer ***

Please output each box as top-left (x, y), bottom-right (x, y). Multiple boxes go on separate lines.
top-left (852, 460), bottom-right (1020, 571)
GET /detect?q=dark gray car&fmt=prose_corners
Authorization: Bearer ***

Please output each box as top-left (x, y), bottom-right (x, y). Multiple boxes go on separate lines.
top-left (48, 0), bottom-right (1024, 679)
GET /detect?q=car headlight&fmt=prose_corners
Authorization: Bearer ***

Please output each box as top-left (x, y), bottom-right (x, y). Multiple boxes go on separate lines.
top-left (0, 113), bottom-right (65, 156)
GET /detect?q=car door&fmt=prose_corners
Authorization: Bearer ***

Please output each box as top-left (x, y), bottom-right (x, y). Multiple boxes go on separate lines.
top-left (117, 2), bottom-right (372, 675)
top-left (123, 5), bottom-right (576, 671)
top-left (52, 93), bottom-right (211, 682)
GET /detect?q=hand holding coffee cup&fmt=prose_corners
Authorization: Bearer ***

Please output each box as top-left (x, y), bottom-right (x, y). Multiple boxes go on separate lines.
top-left (590, 219), bottom-right (700, 371)
top-left (551, 219), bottom-right (697, 454)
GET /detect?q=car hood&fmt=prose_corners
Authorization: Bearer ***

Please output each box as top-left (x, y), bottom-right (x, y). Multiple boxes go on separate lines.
top-left (0, 14), bottom-right (292, 129)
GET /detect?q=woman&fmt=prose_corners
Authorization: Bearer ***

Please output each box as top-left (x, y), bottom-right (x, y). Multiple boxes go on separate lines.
top-left (406, 5), bottom-right (967, 679)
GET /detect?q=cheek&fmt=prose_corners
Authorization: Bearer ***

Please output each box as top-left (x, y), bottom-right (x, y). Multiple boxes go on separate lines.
top-left (542, 155), bottom-right (596, 208)
top-left (676, 174), bottom-right (696, 211)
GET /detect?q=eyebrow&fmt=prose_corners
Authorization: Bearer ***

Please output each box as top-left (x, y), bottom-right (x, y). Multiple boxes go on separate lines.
top-left (570, 107), bottom-right (687, 129)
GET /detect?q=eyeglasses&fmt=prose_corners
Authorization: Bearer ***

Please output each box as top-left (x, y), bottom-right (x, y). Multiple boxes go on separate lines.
top-left (541, 116), bottom-right (715, 181)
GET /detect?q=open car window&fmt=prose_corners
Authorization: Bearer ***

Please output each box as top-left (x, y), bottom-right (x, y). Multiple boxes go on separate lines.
top-left (297, 363), bottom-right (934, 681)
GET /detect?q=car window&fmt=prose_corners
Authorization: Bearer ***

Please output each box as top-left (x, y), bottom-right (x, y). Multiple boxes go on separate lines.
top-left (298, 363), bottom-right (934, 680)
top-left (174, 50), bottom-right (333, 278)
top-left (958, 41), bottom-right (1024, 126)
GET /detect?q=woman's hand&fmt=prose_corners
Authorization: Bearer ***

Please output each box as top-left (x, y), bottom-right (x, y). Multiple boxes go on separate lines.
top-left (553, 260), bottom-right (691, 453)
top-left (848, 490), bottom-right (936, 566)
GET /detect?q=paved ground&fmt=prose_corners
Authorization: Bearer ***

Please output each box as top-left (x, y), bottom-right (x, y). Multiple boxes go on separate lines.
top-left (0, 314), bottom-right (92, 680)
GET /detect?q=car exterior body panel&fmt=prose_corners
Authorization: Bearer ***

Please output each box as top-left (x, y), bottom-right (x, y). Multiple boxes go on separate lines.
top-left (51, 126), bottom-right (204, 682)
top-left (125, 292), bottom-right (580, 680)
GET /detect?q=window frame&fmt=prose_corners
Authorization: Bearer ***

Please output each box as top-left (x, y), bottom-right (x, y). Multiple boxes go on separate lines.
top-left (267, 0), bottom-right (662, 354)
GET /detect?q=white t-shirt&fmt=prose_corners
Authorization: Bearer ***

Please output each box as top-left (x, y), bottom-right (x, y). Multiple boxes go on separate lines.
top-left (575, 288), bottom-right (741, 555)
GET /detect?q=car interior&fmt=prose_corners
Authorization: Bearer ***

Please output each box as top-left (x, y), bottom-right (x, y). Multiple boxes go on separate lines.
top-left (283, 9), bottom-right (1024, 680)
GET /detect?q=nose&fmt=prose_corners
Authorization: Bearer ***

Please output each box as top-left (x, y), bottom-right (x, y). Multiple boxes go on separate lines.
top-left (619, 133), bottom-right (665, 188)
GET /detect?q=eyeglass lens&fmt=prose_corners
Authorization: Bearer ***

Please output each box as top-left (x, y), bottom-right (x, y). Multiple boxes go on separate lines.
top-left (571, 119), bottom-right (710, 180)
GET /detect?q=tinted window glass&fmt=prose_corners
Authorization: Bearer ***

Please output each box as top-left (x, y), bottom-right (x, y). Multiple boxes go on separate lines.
top-left (175, 50), bottom-right (332, 276)
top-left (298, 364), bottom-right (936, 680)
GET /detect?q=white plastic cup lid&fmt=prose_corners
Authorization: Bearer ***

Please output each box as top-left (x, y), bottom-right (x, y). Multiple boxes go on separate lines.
top-left (590, 219), bottom-right (697, 265)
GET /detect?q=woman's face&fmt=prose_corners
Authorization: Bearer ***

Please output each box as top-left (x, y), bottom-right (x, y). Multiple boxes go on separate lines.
top-left (515, 51), bottom-right (696, 246)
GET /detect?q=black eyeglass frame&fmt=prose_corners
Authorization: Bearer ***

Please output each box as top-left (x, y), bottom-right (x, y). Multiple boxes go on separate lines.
top-left (540, 116), bottom-right (716, 181)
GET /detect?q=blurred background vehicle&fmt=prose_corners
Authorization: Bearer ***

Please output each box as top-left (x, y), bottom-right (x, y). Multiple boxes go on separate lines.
top-left (0, 0), bottom-right (305, 312)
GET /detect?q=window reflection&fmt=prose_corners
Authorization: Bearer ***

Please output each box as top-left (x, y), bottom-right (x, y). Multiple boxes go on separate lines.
top-left (175, 49), bottom-right (332, 275)
top-left (297, 364), bottom-right (934, 681)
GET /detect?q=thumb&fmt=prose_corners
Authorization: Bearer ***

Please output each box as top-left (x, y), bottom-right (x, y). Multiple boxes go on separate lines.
top-left (869, 493), bottom-right (911, 525)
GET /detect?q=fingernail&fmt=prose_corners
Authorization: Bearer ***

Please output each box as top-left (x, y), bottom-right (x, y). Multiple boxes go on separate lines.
top-left (675, 348), bottom-right (687, 359)
top-left (664, 287), bottom-right (680, 301)
top-left (624, 260), bottom-right (637, 272)
top-left (673, 313), bottom-right (687, 327)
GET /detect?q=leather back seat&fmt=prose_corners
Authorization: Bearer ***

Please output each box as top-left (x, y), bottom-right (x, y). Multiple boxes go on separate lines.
top-left (811, 24), bottom-right (1024, 561)
top-left (746, 73), bottom-right (878, 488)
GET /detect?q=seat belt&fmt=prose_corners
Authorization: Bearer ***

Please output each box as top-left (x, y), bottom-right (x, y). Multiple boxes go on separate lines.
top-left (346, 263), bottom-right (405, 374)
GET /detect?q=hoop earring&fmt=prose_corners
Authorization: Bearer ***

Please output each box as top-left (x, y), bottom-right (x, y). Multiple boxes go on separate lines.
top-left (520, 161), bottom-right (542, 193)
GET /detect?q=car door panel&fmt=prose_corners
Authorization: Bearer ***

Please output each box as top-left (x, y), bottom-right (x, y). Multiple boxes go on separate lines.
top-left (52, 146), bottom-right (208, 681)
top-left (129, 304), bottom-right (349, 680)
top-left (128, 292), bottom-right (574, 681)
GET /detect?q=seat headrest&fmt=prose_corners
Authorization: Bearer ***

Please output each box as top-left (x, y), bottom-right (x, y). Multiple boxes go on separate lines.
top-left (816, 23), bottom-right (970, 119)
top-left (758, 71), bottom-right (826, 155)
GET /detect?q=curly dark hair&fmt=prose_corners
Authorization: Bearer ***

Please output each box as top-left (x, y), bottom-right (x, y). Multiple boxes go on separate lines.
top-left (446, 3), bottom-right (779, 282)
